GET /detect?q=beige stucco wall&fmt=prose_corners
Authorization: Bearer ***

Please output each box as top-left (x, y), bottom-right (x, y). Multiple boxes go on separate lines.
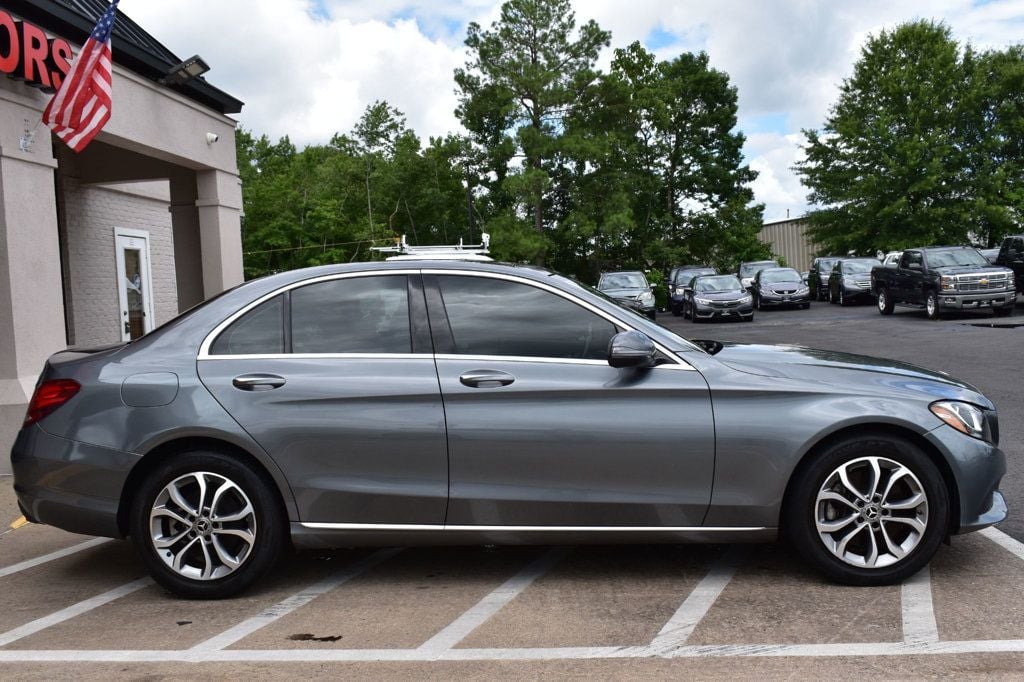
top-left (60, 178), bottom-right (179, 347)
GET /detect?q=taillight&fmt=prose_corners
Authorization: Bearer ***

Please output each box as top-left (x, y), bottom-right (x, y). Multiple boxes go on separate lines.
top-left (24, 379), bottom-right (81, 426)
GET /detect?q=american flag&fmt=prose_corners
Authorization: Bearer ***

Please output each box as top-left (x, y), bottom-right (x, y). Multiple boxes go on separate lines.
top-left (42, 0), bottom-right (119, 152)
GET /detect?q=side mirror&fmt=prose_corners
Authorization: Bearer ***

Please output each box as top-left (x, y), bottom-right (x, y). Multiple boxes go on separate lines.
top-left (608, 331), bottom-right (657, 369)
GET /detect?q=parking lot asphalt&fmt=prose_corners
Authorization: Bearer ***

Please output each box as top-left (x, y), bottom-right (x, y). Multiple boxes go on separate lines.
top-left (1, 296), bottom-right (1023, 679)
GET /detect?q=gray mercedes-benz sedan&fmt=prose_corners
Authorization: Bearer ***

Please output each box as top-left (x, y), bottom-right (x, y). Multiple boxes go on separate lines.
top-left (11, 261), bottom-right (1007, 598)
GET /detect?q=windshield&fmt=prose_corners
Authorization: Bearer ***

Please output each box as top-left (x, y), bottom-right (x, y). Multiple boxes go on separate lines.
top-left (675, 268), bottom-right (715, 284)
top-left (739, 261), bottom-right (778, 277)
top-left (817, 258), bottom-right (837, 271)
top-left (760, 268), bottom-right (801, 284)
top-left (927, 249), bottom-right (989, 268)
top-left (842, 260), bottom-right (875, 274)
top-left (695, 275), bottom-right (743, 293)
top-left (598, 272), bottom-right (648, 290)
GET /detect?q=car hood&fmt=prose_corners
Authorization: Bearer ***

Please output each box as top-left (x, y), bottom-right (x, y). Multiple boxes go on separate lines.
top-left (760, 282), bottom-right (803, 293)
top-left (708, 342), bottom-right (991, 407)
top-left (694, 290), bottom-right (746, 300)
top-left (602, 287), bottom-right (646, 298)
top-left (931, 265), bottom-right (1013, 276)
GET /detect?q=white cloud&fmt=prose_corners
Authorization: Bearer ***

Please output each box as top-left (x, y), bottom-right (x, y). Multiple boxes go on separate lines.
top-left (122, 0), bottom-right (1024, 222)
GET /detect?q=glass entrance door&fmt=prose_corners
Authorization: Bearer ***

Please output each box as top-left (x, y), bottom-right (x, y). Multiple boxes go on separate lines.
top-left (114, 231), bottom-right (154, 342)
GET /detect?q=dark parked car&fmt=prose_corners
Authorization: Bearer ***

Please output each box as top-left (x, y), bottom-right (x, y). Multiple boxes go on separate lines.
top-left (872, 247), bottom-right (1016, 319)
top-left (682, 274), bottom-right (753, 322)
top-left (827, 258), bottom-right (879, 306)
top-left (995, 235), bottom-right (1024, 294)
top-left (667, 266), bottom-right (717, 316)
top-left (11, 261), bottom-right (1007, 598)
top-left (598, 271), bottom-right (657, 320)
top-left (752, 267), bottom-right (811, 309)
top-left (737, 259), bottom-right (780, 292)
top-left (808, 257), bottom-right (839, 301)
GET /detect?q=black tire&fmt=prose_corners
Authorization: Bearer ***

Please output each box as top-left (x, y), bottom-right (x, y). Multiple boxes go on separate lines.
top-left (801, 301), bottom-right (810, 310)
top-left (743, 314), bottom-right (754, 322)
top-left (785, 435), bottom-right (949, 586)
top-left (993, 306), bottom-right (1012, 318)
top-left (647, 310), bottom-right (657, 321)
top-left (754, 293), bottom-right (761, 310)
top-left (878, 288), bottom-right (895, 315)
top-left (925, 290), bottom-right (942, 320)
top-left (671, 303), bottom-right (681, 317)
top-left (691, 308), bottom-right (700, 323)
top-left (129, 450), bottom-right (286, 599)
top-left (838, 288), bottom-right (847, 306)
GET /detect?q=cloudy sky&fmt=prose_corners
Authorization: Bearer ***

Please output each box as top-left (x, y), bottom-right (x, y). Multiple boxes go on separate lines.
top-left (125, 0), bottom-right (1024, 223)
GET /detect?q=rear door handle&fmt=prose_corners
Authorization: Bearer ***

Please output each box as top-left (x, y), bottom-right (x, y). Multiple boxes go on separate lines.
top-left (459, 370), bottom-right (516, 388)
top-left (232, 374), bottom-right (286, 391)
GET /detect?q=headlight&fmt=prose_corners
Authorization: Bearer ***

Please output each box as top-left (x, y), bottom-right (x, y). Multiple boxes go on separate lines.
top-left (930, 401), bottom-right (988, 441)
top-left (639, 292), bottom-right (655, 304)
top-left (739, 294), bottom-right (752, 303)
top-left (694, 297), bottom-right (714, 305)
top-left (941, 275), bottom-right (956, 291)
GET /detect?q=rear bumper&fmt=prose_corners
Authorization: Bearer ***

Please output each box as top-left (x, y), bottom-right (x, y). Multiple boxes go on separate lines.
top-left (939, 291), bottom-right (1016, 310)
top-left (10, 424), bottom-right (137, 538)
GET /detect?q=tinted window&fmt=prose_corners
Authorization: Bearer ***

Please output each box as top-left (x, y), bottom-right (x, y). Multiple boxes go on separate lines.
top-left (695, 276), bottom-right (743, 293)
top-left (291, 276), bottom-right (410, 354)
top-left (901, 252), bottom-right (923, 269)
top-left (761, 269), bottom-right (801, 284)
top-left (739, 261), bottom-right (778, 277)
top-left (598, 272), bottom-right (648, 290)
top-left (926, 249), bottom-right (987, 268)
top-left (211, 295), bottom-right (285, 355)
top-left (438, 276), bottom-right (617, 360)
top-left (842, 260), bottom-right (875, 274)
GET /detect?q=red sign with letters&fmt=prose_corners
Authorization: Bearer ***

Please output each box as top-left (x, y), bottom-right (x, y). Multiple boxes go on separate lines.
top-left (0, 10), bottom-right (73, 92)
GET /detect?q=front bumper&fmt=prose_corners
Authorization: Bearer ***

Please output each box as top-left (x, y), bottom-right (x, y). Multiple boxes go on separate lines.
top-left (614, 298), bottom-right (656, 315)
top-left (693, 300), bottom-right (754, 320)
top-left (839, 284), bottom-right (874, 300)
top-left (938, 290), bottom-right (1016, 310)
top-left (757, 291), bottom-right (810, 307)
top-left (923, 423), bottom-right (1007, 534)
top-left (10, 424), bottom-right (137, 538)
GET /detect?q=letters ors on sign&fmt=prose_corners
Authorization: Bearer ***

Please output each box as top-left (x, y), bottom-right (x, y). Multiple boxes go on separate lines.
top-left (0, 10), bottom-right (73, 92)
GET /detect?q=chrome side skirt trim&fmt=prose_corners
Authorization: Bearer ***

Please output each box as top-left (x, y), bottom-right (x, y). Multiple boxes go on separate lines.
top-left (300, 523), bottom-right (766, 532)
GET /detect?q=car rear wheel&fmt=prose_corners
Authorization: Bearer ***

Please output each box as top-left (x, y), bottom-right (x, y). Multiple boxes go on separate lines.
top-left (878, 288), bottom-right (894, 315)
top-left (785, 436), bottom-right (948, 586)
top-left (129, 451), bottom-right (285, 599)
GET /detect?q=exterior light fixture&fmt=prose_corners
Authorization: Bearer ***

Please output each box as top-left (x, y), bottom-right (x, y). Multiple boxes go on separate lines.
top-left (161, 55), bottom-right (210, 85)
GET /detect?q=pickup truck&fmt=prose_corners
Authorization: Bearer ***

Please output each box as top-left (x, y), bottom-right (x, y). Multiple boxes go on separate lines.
top-left (871, 246), bottom-right (1016, 319)
top-left (994, 234), bottom-right (1024, 294)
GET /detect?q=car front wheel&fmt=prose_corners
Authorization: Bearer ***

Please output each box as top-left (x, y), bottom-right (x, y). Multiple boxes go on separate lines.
top-left (130, 450), bottom-right (285, 599)
top-left (877, 288), bottom-right (894, 315)
top-left (925, 290), bottom-right (941, 320)
top-left (785, 436), bottom-right (948, 586)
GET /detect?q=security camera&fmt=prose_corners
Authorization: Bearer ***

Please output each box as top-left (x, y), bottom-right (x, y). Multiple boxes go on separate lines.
top-left (206, 132), bottom-right (219, 144)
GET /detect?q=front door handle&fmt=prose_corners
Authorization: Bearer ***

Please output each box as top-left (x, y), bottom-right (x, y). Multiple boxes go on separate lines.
top-left (459, 370), bottom-right (516, 388)
top-left (232, 374), bottom-right (286, 391)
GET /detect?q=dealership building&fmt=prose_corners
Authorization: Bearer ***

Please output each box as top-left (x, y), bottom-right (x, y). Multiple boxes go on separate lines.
top-left (0, 0), bottom-right (244, 466)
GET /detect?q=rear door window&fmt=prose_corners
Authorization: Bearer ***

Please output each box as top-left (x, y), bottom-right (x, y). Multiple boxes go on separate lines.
top-left (210, 295), bottom-right (285, 355)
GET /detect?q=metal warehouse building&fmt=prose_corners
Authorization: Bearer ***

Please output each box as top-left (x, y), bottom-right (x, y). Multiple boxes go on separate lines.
top-left (758, 217), bottom-right (816, 272)
top-left (0, 1), bottom-right (244, 465)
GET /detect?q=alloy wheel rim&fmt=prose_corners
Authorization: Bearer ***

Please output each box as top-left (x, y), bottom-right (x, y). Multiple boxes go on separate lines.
top-left (815, 456), bottom-right (928, 569)
top-left (927, 295), bottom-right (936, 317)
top-left (878, 291), bottom-right (886, 311)
top-left (149, 471), bottom-right (257, 581)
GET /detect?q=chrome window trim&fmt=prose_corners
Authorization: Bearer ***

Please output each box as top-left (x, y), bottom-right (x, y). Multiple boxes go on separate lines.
top-left (198, 270), bottom-right (420, 359)
top-left (197, 267), bottom-right (695, 371)
top-left (423, 269), bottom-right (694, 371)
top-left (301, 522), bottom-right (765, 532)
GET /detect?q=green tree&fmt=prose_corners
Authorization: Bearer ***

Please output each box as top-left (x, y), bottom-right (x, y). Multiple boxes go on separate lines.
top-left (455, 0), bottom-right (610, 262)
top-left (796, 21), bottom-right (1024, 254)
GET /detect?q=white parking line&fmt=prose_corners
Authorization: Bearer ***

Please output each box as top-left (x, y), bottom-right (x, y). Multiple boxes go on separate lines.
top-left (980, 527), bottom-right (1024, 562)
top-left (4, 638), bottom-right (1024, 662)
top-left (190, 548), bottom-right (402, 652)
top-left (417, 546), bottom-right (571, 655)
top-left (900, 565), bottom-right (939, 644)
top-left (647, 546), bottom-right (749, 655)
top-left (0, 538), bottom-right (111, 579)
top-left (0, 577), bottom-right (152, 648)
